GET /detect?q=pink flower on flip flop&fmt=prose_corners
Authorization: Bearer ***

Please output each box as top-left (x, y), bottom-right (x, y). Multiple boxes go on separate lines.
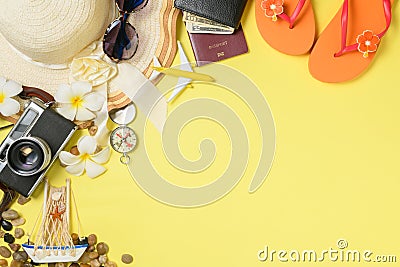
top-left (356, 30), bottom-right (380, 58)
top-left (261, 0), bottom-right (284, 21)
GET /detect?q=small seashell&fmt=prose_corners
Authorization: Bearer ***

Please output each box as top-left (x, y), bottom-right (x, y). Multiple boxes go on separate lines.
top-left (88, 125), bottom-right (98, 136)
top-left (51, 192), bottom-right (63, 201)
top-left (58, 203), bottom-right (66, 213)
top-left (99, 255), bottom-right (107, 264)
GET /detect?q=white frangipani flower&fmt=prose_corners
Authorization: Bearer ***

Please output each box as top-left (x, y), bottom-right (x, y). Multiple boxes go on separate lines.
top-left (0, 77), bottom-right (23, 116)
top-left (55, 81), bottom-right (104, 121)
top-left (59, 136), bottom-right (111, 178)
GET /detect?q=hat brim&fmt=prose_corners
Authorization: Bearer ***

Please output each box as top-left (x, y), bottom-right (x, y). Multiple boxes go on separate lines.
top-left (0, 0), bottom-right (178, 96)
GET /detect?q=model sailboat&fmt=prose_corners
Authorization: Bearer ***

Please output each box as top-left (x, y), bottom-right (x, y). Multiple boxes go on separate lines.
top-left (22, 179), bottom-right (88, 263)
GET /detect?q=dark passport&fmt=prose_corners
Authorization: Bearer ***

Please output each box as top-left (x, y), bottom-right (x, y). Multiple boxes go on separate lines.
top-left (188, 26), bottom-right (248, 66)
top-left (174, 0), bottom-right (248, 29)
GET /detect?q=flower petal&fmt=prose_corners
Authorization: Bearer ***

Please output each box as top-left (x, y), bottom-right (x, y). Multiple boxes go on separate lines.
top-left (275, 6), bottom-right (284, 15)
top-left (57, 104), bottom-right (77, 121)
top-left (3, 80), bottom-right (22, 97)
top-left (0, 77), bottom-right (6, 89)
top-left (275, 0), bottom-right (284, 6)
top-left (55, 84), bottom-right (73, 103)
top-left (91, 146), bottom-right (111, 164)
top-left (75, 106), bottom-right (95, 121)
top-left (261, 1), bottom-right (269, 9)
top-left (77, 136), bottom-right (97, 155)
top-left (85, 159), bottom-right (106, 178)
top-left (371, 35), bottom-right (380, 45)
top-left (59, 151), bottom-right (82, 166)
top-left (82, 92), bottom-right (105, 112)
top-left (65, 160), bottom-right (85, 176)
top-left (356, 35), bottom-right (366, 44)
top-left (368, 44), bottom-right (378, 52)
top-left (0, 98), bottom-right (20, 116)
top-left (364, 30), bottom-right (373, 40)
top-left (265, 9), bottom-right (275, 16)
top-left (358, 43), bottom-right (367, 53)
top-left (71, 81), bottom-right (92, 96)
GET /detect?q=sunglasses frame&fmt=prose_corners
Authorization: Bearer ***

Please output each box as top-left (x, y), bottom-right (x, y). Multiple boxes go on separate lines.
top-left (103, 0), bottom-right (149, 62)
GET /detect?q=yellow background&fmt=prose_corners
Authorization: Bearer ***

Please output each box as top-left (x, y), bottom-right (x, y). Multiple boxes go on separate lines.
top-left (2, 0), bottom-right (400, 266)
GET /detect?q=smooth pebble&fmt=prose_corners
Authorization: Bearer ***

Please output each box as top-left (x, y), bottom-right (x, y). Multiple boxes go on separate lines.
top-left (104, 261), bottom-right (117, 267)
top-left (89, 251), bottom-right (99, 259)
top-left (15, 228), bottom-right (24, 239)
top-left (90, 259), bottom-right (100, 267)
top-left (0, 259), bottom-right (8, 267)
top-left (96, 242), bottom-right (109, 255)
top-left (1, 220), bottom-right (13, 231)
top-left (10, 260), bottom-right (23, 267)
top-left (2, 210), bottom-right (19, 220)
top-left (0, 245), bottom-right (11, 258)
top-left (78, 252), bottom-right (91, 264)
top-left (9, 243), bottom-right (21, 252)
top-left (17, 195), bottom-right (31, 205)
top-left (4, 233), bottom-right (15, 244)
top-left (11, 217), bottom-right (25, 226)
top-left (71, 233), bottom-right (79, 241)
top-left (121, 254), bottom-right (133, 264)
top-left (88, 234), bottom-right (97, 246)
top-left (12, 251), bottom-right (28, 262)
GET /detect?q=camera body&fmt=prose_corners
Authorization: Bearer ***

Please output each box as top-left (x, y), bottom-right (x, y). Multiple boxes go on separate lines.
top-left (0, 100), bottom-right (77, 197)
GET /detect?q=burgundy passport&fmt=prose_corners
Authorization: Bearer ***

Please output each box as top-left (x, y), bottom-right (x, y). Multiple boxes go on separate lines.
top-left (188, 26), bottom-right (248, 66)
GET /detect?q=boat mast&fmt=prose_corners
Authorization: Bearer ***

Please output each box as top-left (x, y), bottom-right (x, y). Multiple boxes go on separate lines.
top-left (66, 178), bottom-right (70, 232)
top-left (42, 180), bottom-right (48, 225)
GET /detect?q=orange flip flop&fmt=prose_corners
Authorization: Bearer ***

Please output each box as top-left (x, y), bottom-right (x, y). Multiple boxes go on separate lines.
top-left (255, 0), bottom-right (316, 55)
top-left (309, 0), bottom-right (393, 83)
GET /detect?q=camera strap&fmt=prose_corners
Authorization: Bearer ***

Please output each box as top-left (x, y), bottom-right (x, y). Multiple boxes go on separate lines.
top-left (19, 86), bottom-right (56, 107)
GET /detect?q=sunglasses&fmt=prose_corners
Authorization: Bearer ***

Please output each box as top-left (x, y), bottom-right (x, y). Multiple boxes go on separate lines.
top-left (103, 0), bottom-right (149, 62)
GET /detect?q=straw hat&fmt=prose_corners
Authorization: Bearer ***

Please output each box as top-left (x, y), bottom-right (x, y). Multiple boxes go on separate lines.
top-left (0, 0), bottom-right (178, 97)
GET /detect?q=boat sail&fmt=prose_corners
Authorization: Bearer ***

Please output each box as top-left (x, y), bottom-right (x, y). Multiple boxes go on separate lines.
top-left (22, 179), bottom-right (88, 263)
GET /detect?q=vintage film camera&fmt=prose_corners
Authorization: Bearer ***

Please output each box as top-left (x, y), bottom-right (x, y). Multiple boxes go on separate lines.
top-left (0, 100), bottom-right (77, 197)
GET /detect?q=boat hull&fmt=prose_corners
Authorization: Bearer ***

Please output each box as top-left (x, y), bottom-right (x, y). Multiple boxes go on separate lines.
top-left (22, 244), bottom-right (88, 263)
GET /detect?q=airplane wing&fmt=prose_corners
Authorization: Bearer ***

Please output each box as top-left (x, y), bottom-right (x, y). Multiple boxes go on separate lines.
top-left (167, 41), bottom-right (193, 102)
top-left (149, 56), bottom-right (162, 82)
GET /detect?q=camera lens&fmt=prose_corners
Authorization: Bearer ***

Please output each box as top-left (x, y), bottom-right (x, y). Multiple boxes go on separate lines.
top-left (7, 137), bottom-right (51, 176)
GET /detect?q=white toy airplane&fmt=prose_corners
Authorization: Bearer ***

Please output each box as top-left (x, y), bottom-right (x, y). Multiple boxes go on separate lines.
top-left (149, 55), bottom-right (162, 82)
top-left (167, 41), bottom-right (194, 102)
top-left (151, 41), bottom-right (214, 102)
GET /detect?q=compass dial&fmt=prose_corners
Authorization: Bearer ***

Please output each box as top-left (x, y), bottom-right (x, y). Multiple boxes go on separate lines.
top-left (110, 126), bottom-right (137, 154)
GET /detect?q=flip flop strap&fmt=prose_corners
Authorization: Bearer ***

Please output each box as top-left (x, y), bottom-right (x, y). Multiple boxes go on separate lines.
top-left (278, 0), bottom-right (307, 29)
top-left (335, 0), bottom-right (392, 57)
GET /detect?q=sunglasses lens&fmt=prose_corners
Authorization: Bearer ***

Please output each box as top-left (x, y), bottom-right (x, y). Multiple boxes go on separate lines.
top-left (104, 19), bottom-right (138, 61)
top-left (116, 0), bottom-right (149, 12)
